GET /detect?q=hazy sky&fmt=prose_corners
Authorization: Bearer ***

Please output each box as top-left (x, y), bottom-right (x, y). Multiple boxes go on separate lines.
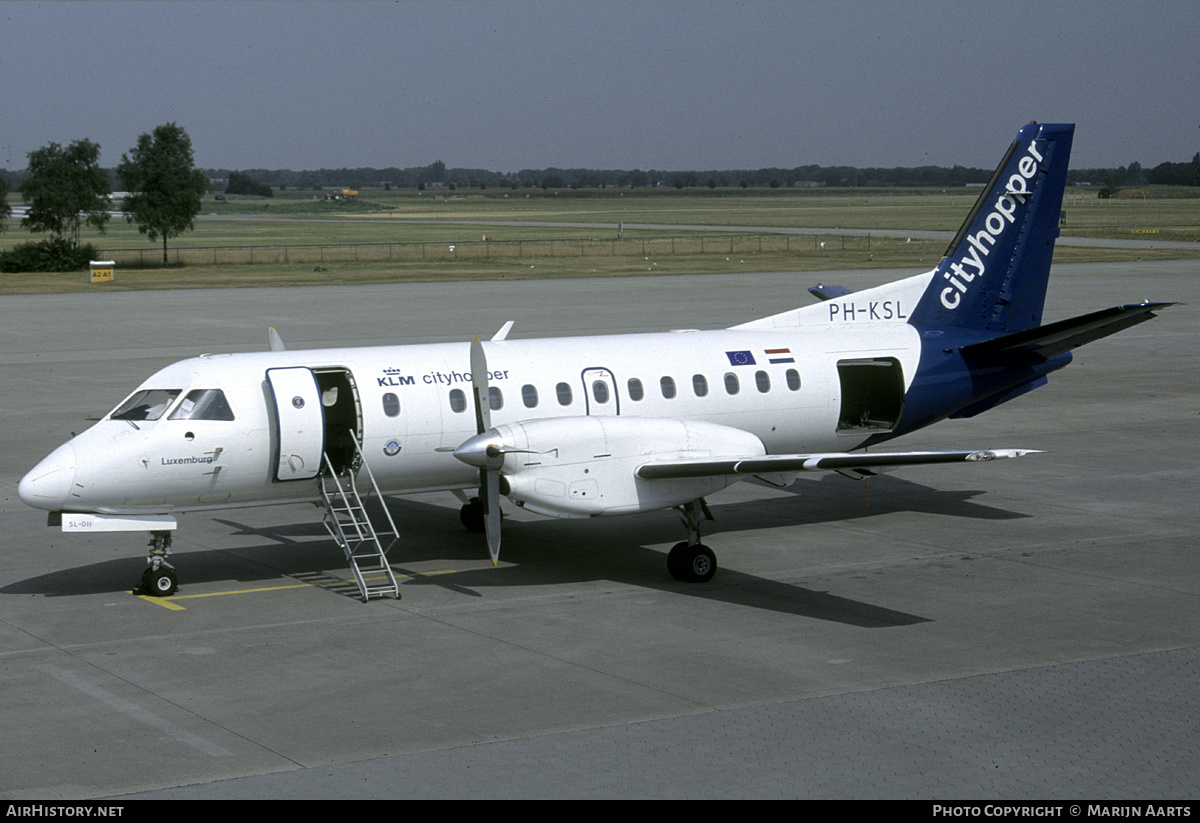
top-left (3, 1), bottom-right (1197, 173)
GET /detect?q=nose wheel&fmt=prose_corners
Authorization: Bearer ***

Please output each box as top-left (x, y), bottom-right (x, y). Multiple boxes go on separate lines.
top-left (137, 530), bottom-right (178, 597)
top-left (141, 566), bottom-right (178, 596)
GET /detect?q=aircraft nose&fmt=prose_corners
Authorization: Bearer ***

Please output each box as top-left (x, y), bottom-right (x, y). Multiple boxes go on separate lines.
top-left (19, 442), bottom-right (77, 511)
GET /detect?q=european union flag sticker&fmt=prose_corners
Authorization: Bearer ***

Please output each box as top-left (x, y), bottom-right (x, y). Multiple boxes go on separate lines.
top-left (726, 350), bottom-right (756, 366)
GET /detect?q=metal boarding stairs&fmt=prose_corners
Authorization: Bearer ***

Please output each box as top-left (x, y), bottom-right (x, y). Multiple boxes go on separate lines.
top-left (318, 431), bottom-right (401, 601)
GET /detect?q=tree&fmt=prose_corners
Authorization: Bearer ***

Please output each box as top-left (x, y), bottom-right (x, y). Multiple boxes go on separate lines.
top-left (20, 139), bottom-right (110, 245)
top-left (118, 123), bottom-right (209, 265)
top-left (225, 171), bottom-right (272, 197)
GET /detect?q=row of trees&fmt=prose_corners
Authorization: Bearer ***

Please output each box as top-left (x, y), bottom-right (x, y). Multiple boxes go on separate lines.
top-left (206, 157), bottom-right (1200, 193)
top-left (206, 161), bottom-right (1000, 192)
top-left (0, 123), bottom-right (207, 268)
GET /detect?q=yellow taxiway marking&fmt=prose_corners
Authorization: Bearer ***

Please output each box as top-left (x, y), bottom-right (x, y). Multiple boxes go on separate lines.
top-left (133, 569), bottom-right (464, 610)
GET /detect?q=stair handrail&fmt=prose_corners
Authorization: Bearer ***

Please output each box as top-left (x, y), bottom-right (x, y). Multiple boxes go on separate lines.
top-left (346, 429), bottom-right (400, 553)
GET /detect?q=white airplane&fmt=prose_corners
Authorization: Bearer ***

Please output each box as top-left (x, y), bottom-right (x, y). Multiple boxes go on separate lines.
top-left (18, 123), bottom-right (1170, 600)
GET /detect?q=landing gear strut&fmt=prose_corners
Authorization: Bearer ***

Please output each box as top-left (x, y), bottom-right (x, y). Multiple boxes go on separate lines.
top-left (668, 499), bottom-right (717, 583)
top-left (139, 530), bottom-right (178, 596)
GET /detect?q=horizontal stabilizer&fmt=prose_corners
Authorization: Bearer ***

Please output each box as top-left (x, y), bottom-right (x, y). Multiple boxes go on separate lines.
top-left (808, 284), bottom-right (854, 301)
top-left (637, 449), bottom-right (1037, 480)
top-left (959, 302), bottom-right (1174, 365)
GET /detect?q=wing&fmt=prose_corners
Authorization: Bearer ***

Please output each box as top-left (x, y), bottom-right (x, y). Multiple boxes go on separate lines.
top-left (636, 448), bottom-right (1038, 480)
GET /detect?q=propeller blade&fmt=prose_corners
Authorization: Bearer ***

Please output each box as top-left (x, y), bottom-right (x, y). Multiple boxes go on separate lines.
top-left (481, 468), bottom-right (501, 566)
top-left (468, 334), bottom-right (502, 565)
top-left (470, 336), bottom-right (490, 434)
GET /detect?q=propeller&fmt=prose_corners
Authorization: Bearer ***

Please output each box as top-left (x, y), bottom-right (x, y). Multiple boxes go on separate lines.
top-left (464, 336), bottom-right (502, 566)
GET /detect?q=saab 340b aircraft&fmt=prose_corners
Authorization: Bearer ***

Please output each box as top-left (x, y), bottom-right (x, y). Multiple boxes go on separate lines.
top-left (18, 123), bottom-right (1171, 601)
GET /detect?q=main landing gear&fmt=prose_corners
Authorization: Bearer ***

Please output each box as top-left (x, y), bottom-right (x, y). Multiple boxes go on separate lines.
top-left (459, 496), bottom-right (505, 534)
top-left (459, 497), bottom-right (487, 533)
top-left (138, 530), bottom-right (178, 597)
top-left (668, 499), bottom-right (718, 583)
top-left (456, 495), bottom-right (720, 583)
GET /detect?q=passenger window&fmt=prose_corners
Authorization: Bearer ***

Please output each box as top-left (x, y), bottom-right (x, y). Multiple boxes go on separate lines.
top-left (382, 392), bottom-right (401, 417)
top-left (786, 369), bottom-right (801, 391)
top-left (724, 373), bottom-right (740, 395)
top-left (556, 382), bottom-right (573, 406)
top-left (692, 374), bottom-right (708, 397)
top-left (755, 370), bottom-right (771, 393)
top-left (660, 376), bottom-right (676, 399)
top-left (449, 388), bottom-right (467, 413)
top-left (488, 386), bottom-right (503, 411)
top-left (593, 381), bottom-right (609, 403)
top-left (628, 378), bottom-right (644, 401)
top-left (522, 384), bottom-right (539, 408)
top-left (112, 389), bottom-right (182, 422)
top-left (169, 389), bottom-right (235, 421)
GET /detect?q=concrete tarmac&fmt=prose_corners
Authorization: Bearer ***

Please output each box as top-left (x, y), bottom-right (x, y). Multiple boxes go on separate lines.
top-left (1, 262), bottom-right (1196, 799)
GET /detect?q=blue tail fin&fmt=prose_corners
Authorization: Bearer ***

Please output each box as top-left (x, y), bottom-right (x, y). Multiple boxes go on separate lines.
top-left (911, 122), bottom-right (1074, 334)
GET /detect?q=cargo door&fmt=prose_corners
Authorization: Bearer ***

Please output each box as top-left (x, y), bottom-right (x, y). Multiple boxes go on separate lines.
top-left (835, 357), bottom-right (905, 434)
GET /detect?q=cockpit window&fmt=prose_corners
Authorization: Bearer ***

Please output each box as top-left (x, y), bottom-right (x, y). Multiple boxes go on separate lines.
top-left (111, 389), bottom-right (181, 422)
top-left (169, 389), bottom-right (235, 421)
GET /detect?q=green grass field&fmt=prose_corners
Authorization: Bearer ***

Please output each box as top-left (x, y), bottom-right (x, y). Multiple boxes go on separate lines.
top-left (2, 187), bottom-right (1197, 294)
top-left (225, 184), bottom-right (1200, 239)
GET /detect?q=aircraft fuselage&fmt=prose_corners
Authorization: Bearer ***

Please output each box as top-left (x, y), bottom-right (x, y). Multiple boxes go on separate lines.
top-left (24, 320), bottom-right (925, 516)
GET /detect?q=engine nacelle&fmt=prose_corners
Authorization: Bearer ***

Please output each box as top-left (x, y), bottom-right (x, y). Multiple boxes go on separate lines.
top-left (487, 416), bottom-right (766, 518)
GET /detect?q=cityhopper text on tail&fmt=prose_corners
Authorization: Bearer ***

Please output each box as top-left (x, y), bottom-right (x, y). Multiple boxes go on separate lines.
top-left (19, 123), bottom-right (1172, 601)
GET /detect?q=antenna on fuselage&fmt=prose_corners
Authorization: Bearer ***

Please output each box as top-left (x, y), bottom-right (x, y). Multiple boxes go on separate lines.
top-left (268, 327), bottom-right (286, 352)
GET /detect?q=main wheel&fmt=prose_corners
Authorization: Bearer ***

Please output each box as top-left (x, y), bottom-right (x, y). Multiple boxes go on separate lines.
top-left (667, 541), bottom-right (717, 583)
top-left (460, 498), bottom-right (485, 533)
top-left (460, 497), bottom-right (504, 533)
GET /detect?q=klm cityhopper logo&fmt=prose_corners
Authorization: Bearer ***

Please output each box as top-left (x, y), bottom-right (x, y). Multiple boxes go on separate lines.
top-left (940, 140), bottom-right (1045, 311)
top-left (377, 366), bottom-right (512, 388)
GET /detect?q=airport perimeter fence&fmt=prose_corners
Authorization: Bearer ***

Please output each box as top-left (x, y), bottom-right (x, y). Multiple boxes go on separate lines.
top-left (98, 232), bottom-right (912, 268)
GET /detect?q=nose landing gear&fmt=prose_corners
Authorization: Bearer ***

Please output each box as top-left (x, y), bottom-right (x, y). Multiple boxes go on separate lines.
top-left (137, 531), bottom-right (178, 597)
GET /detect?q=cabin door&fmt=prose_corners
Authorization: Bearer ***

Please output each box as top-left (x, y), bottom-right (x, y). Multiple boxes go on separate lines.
top-left (267, 367), bottom-right (326, 481)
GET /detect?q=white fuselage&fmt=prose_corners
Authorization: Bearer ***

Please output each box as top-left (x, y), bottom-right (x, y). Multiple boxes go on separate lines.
top-left (21, 321), bottom-right (924, 517)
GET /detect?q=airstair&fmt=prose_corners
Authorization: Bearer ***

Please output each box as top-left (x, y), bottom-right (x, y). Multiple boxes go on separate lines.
top-left (318, 431), bottom-right (401, 601)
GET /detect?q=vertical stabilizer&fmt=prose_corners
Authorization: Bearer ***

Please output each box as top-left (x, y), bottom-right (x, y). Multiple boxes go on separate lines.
top-left (911, 123), bottom-right (1074, 334)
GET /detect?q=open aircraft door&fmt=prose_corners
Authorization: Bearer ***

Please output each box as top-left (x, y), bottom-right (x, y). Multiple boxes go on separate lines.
top-left (267, 367), bottom-right (325, 481)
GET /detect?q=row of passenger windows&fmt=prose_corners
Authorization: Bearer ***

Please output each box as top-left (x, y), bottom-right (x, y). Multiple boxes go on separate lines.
top-left (380, 369), bottom-right (801, 417)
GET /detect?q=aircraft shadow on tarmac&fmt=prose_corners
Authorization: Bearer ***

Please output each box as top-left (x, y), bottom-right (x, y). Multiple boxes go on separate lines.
top-left (3, 474), bottom-right (1026, 627)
